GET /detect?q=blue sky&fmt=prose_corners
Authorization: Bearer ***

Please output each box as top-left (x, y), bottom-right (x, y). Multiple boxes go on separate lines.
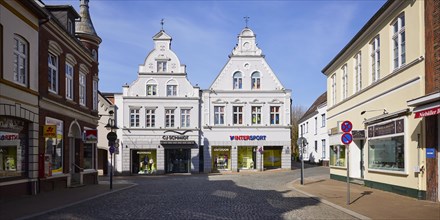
top-left (45, 0), bottom-right (386, 108)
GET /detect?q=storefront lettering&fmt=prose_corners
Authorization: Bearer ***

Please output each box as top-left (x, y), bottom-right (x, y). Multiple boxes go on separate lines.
top-left (213, 148), bottom-right (230, 152)
top-left (0, 133), bottom-right (19, 140)
top-left (229, 135), bottom-right (266, 141)
top-left (368, 119), bottom-right (404, 138)
top-left (162, 135), bottom-right (189, 140)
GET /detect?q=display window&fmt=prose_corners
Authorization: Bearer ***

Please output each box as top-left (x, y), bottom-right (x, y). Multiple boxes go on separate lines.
top-left (0, 117), bottom-right (27, 179)
top-left (330, 145), bottom-right (346, 167)
top-left (83, 143), bottom-right (94, 169)
top-left (45, 117), bottom-right (63, 175)
top-left (263, 146), bottom-right (282, 169)
top-left (367, 118), bottom-right (405, 172)
top-left (238, 146), bottom-right (256, 169)
top-left (133, 150), bottom-right (157, 174)
top-left (212, 146), bottom-right (231, 171)
top-left (368, 136), bottom-right (404, 171)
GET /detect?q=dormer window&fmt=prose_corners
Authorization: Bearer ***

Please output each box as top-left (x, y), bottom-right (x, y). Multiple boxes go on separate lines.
top-left (251, 72), bottom-right (261, 90)
top-left (157, 61), bottom-right (167, 72)
top-left (67, 19), bottom-right (74, 35)
top-left (233, 72), bottom-right (242, 89)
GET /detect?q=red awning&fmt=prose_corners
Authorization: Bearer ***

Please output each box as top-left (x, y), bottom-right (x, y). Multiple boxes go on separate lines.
top-left (414, 106), bottom-right (440, 118)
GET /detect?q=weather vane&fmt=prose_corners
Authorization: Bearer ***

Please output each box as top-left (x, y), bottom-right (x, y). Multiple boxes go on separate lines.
top-left (244, 16), bottom-right (250, 28)
top-left (161, 18), bottom-right (164, 30)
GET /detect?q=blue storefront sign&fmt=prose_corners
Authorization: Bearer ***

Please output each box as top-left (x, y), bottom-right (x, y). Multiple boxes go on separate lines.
top-left (426, 148), bottom-right (436, 159)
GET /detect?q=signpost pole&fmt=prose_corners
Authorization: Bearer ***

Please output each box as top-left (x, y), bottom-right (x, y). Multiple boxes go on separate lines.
top-left (301, 141), bottom-right (304, 185)
top-left (110, 143), bottom-right (113, 190)
top-left (346, 143), bottom-right (350, 205)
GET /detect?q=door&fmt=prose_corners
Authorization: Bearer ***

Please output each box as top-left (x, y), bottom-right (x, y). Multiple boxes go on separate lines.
top-left (166, 148), bottom-right (190, 173)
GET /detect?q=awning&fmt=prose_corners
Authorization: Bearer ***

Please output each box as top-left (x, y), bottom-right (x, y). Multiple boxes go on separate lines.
top-left (407, 92), bottom-right (440, 118)
top-left (413, 101), bottom-right (440, 118)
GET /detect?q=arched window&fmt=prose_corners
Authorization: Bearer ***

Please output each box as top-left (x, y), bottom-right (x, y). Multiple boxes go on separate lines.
top-left (146, 79), bottom-right (157, 96)
top-left (166, 79), bottom-right (178, 96)
top-left (251, 72), bottom-right (260, 89)
top-left (92, 49), bottom-right (97, 61)
top-left (233, 72), bottom-right (242, 89)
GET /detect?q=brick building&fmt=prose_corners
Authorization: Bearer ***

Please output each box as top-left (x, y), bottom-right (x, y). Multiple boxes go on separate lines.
top-left (37, 0), bottom-right (101, 191)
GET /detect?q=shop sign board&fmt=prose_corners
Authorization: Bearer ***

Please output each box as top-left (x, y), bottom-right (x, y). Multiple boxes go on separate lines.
top-left (0, 131), bottom-right (19, 141)
top-left (368, 119), bottom-right (404, 138)
top-left (352, 130), bottom-right (365, 140)
top-left (426, 148), bottom-right (436, 159)
top-left (415, 106), bottom-right (440, 118)
top-left (162, 135), bottom-right (189, 140)
top-left (230, 135), bottom-right (266, 141)
top-left (84, 129), bottom-right (98, 143)
top-left (43, 125), bottom-right (57, 138)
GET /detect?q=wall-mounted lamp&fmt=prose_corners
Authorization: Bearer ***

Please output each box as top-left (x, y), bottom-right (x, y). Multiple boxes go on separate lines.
top-left (360, 109), bottom-right (388, 115)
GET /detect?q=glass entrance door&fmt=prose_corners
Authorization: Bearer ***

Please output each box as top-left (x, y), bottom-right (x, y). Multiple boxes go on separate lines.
top-left (165, 148), bottom-right (190, 173)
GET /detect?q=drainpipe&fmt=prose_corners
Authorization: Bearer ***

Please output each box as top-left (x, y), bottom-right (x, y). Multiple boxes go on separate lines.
top-left (417, 133), bottom-right (424, 200)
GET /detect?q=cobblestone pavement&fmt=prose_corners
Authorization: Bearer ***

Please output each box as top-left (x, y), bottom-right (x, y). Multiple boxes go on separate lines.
top-left (30, 166), bottom-right (356, 220)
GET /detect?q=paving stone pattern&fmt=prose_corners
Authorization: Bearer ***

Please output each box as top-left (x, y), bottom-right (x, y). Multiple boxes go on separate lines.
top-left (31, 167), bottom-right (355, 220)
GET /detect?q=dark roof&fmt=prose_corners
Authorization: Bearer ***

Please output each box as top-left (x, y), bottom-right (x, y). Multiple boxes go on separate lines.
top-left (321, 0), bottom-right (392, 74)
top-left (21, 0), bottom-right (49, 19)
top-left (299, 92), bottom-right (327, 123)
top-left (45, 5), bottom-right (80, 18)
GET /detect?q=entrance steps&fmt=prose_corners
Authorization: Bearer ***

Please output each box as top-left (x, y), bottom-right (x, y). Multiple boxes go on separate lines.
top-left (350, 178), bottom-right (365, 185)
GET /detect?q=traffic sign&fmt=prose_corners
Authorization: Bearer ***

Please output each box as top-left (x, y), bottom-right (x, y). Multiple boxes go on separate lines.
top-left (341, 121), bottom-right (353, 133)
top-left (109, 146), bottom-right (115, 154)
top-left (107, 132), bottom-right (117, 141)
top-left (341, 133), bottom-right (353, 145)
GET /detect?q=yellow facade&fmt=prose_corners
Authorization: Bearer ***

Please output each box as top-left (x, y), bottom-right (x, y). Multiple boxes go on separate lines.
top-left (323, 0), bottom-right (426, 197)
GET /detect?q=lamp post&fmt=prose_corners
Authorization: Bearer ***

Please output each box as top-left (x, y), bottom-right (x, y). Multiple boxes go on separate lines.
top-left (104, 110), bottom-right (118, 190)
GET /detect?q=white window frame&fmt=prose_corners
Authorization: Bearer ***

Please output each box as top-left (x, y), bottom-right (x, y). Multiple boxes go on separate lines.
top-left (233, 72), bottom-right (242, 89)
top-left (65, 63), bottom-right (74, 100)
top-left (93, 79), bottom-right (98, 111)
top-left (370, 35), bottom-right (380, 83)
top-left (354, 52), bottom-right (362, 93)
top-left (314, 117), bottom-right (318, 135)
top-left (48, 53), bottom-right (58, 93)
top-left (251, 72), bottom-right (261, 90)
top-left (331, 73), bottom-right (336, 106)
top-left (392, 13), bottom-right (406, 70)
top-left (146, 84), bottom-right (157, 96)
top-left (251, 106), bottom-right (262, 125)
top-left (130, 108), bottom-right (140, 128)
top-left (180, 109), bottom-right (190, 128)
top-left (13, 35), bottom-right (27, 85)
top-left (214, 106), bottom-right (225, 125)
top-left (167, 84), bottom-right (177, 97)
top-left (157, 61), bottom-right (167, 72)
top-left (79, 72), bottom-right (86, 106)
top-left (341, 64), bottom-right (348, 100)
top-left (233, 106), bottom-right (243, 125)
top-left (321, 113), bottom-right (326, 127)
top-left (322, 139), bottom-right (326, 159)
top-left (165, 109), bottom-right (175, 128)
top-left (270, 106), bottom-right (280, 125)
top-left (145, 109), bottom-right (155, 128)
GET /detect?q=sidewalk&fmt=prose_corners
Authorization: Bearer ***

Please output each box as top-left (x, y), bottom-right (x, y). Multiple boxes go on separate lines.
top-left (0, 180), bottom-right (135, 220)
top-left (292, 175), bottom-right (440, 220)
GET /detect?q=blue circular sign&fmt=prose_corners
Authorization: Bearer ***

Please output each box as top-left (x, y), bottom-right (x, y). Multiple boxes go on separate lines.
top-left (341, 133), bottom-right (353, 145)
top-left (341, 121), bottom-right (353, 133)
top-left (109, 146), bottom-right (115, 154)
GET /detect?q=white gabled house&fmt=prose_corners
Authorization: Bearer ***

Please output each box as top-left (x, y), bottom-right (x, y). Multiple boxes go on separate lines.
top-left (201, 27), bottom-right (292, 172)
top-left (114, 29), bottom-right (201, 175)
top-left (298, 92), bottom-right (329, 166)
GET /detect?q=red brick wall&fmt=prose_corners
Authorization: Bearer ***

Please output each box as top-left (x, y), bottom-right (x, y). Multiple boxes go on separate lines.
top-left (426, 0), bottom-right (440, 93)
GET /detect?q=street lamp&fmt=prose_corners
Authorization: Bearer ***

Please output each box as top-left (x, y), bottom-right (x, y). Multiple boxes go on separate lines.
top-left (102, 110), bottom-right (118, 190)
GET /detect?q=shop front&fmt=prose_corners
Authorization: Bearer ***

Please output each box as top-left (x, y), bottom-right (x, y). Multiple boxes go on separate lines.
top-left (132, 149), bottom-right (157, 175)
top-left (161, 137), bottom-right (196, 174)
top-left (238, 146), bottom-right (256, 170)
top-left (263, 146), bottom-right (282, 170)
top-left (0, 117), bottom-right (28, 180)
top-left (212, 146), bottom-right (231, 171)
